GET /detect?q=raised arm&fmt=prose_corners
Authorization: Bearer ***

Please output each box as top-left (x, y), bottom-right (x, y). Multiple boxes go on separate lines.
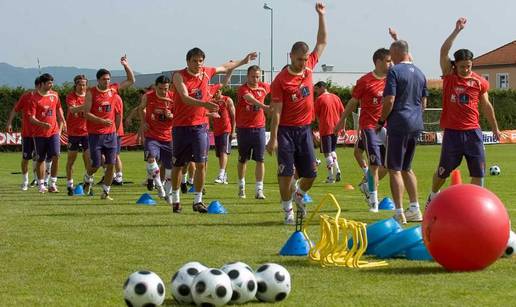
top-left (313, 2), bottom-right (327, 57)
top-left (118, 55), bottom-right (135, 90)
top-left (441, 18), bottom-right (467, 76)
top-left (215, 52), bottom-right (257, 74)
top-left (172, 72), bottom-right (218, 112)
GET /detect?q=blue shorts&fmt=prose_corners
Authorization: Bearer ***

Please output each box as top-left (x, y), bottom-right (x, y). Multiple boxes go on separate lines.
top-left (68, 135), bottom-right (89, 152)
top-left (22, 136), bottom-right (35, 160)
top-left (320, 134), bottom-right (337, 154)
top-left (437, 128), bottom-right (485, 178)
top-left (362, 128), bottom-right (385, 166)
top-left (277, 125), bottom-right (317, 178)
top-left (172, 125), bottom-right (208, 167)
top-left (34, 134), bottom-right (61, 162)
top-left (144, 137), bottom-right (173, 169)
top-left (88, 133), bottom-right (117, 168)
top-left (385, 132), bottom-right (418, 171)
top-left (116, 136), bottom-right (122, 154)
top-left (214, 133), bottom-right (231, 157)
top-left (237, 127), bottom-right (266, 163)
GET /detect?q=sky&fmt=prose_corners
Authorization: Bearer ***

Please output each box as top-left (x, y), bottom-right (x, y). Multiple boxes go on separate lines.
top-left (1, 0), bottom-right (515, 79)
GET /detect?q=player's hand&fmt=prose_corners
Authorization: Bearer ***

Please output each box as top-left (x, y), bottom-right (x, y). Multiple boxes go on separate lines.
top-left (6, 124), bottom-right (12, 133)
top-left (165, 110), bottom-right (173, 119)
top-left (334, 120), bottom-right (345, 134)
top-left (243, 52), bottom-right (258, 64)
top-left (493, 129), bottom-right (505, 141)
top-left (315, 2), bottom-right (326, 15)
top-left (455, 17), bottom-right (467, 31)
top-left (61, 124), bottom-right (67, 134)
top-left (42, 122), bottom-right (52, 130)
top-left (266, 138), bottom-right (277, 155)
top-left (103, 119), bottom-right (113, 127)
top-left (388, 27), bottom-right (398, 41)
top-left (204, 101), bottom-right (219, 112)
top-left (120, 54), bottom-right (129, 66)
top-left (230, 132), bottom-right (237, 141)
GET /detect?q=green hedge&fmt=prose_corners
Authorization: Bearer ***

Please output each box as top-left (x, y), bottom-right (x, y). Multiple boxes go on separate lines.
top-left (1, 85), bottom-right (515, 132)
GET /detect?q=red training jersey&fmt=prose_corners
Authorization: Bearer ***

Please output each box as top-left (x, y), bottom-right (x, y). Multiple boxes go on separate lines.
top-left (14, 91), bottom-right (36, 137)
top-left (212, 95), bottom-right (232, 136)
top-left (66, 92), bottom-right (88, 136)
top-left (27, 91), bottom-right (61, 137)
top-left (271, 52), bottom-right (318, 126)
top-left (86, 85), bottom-right (119, 134)
top-left (236, 82), bottom-right (270, 128)
top-left (314, 92), bottom-right (345, 136)
top-left (440, 71), bottom-right (489, 130)
top-left (173, 67), bottom-right (217, 127)
top-left (144, 90), bottom-right (175, 142)
top-left (352, 72), bottom-right (386, 129)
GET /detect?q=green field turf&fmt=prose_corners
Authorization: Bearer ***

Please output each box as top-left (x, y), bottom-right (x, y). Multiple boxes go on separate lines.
top-left (1, 144), bottom-right (515, 306)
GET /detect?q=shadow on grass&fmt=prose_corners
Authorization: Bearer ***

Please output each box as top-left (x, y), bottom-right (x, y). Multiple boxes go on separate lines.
top-left (368, 265), bottom-right (445, 275)
top-left (108, 220), bottom-right (284, 228)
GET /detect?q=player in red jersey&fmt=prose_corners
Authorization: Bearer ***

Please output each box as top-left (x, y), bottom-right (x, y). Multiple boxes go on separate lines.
top-left (169, 47), bottom-right (256, 213)
top-left (138, 75), bottom-right (175, 203)
top-left (81, 55), bottom-right (135, 200)
top-left (65, 75), bottom-right (91, 195)
top-left (6, 77), bottom-right (42, 190)
top-left (426, 18), bottom-right (501, 206)
top-left (27, 73), bottom-right (66, 193)
top-left (313, 81), bottom-right (344, 184)
top-left (266, 2), bottom-right (327, 225)
top-left (236, 65), bottom-right (270, 199)
top-left (335, 48), bottom-right (391, 212)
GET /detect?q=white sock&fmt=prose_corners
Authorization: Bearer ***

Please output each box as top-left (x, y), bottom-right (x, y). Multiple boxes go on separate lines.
top-left (255, 181), bottom-right (264, 192)
top-left (218, 169), bottom-right (225, 178)
top-left (331, 152), bottom-right (341, 173)
top-left (239, 178), bottom-right (245, 187)
top-left (282, 200), bottom-right (293, 212)
top-left (290, 179), bottom-right (298, 192)
top-left (181, 174), bottom-right (187, 184)
top-left (409, 202), bottom-right (420, 210)
top-left (171, 189), bottom-right (180, 203)
top-left (50, 176), bottom-right (57, 186)
top-left (295, 187), bottom-right (307, 199)
top-left (67, 179), bottom-right (73, 188)
top-left (84, 174), bottom-right (93, 184)
top-left (115, 171), bottom-right (123, 182)
top-left (193, 192), bottom-right (202, 204)
top-left (369, 190), bottom-right (378, 204)
top-left (187, 177), bottom-right (194, 185)
top-left (362, 167), bottom-right (369, 176)
top-left (44, 161), bottom-right (52, 183)
top-left (325, 156), bottom-right (334, 178)
top-left (395, 208), bottom-right (403, 215)
top-left (102, 184), bottom-right (111, 194)
top-left (22, 172), bottom-right (29, 185)
top-left (39, 179), bottom-right (45, 187)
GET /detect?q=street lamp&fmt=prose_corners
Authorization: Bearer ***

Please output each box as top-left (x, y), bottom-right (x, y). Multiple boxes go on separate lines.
top-left (263, 3), bottom-right (273, 82)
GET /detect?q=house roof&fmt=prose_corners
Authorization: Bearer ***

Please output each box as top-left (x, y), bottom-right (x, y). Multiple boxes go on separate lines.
top-left (472, 41), bottom-right (516, 67)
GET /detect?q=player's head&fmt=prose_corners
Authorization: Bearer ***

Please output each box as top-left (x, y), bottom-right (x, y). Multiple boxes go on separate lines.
top-left (290, 41), bottom-right (310, 72)
top-left (389, 40), bottom-right (409, 64)
top-left (373, 48), bottom-right (392, 74)
top-left (155, 75), bottom-right (170, 96)
top-left (38, 73), bottom-right (54, 91)
top-left (73, 75), bottom-right (88, 94)
top-left (247, 65), bottom-right (262, 87)
top-left (34, 76), bottom-right (42, 89)
top-left (453, 49), bottom-right (474, 77)
top-left (96, 68), bottom-right (111, 89)
top-left (314, 81), bottom-right (327, 96)
top-left (186, 47), bottom-right (205, 74)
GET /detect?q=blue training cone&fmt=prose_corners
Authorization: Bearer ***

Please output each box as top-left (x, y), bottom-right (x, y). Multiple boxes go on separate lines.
top-left (279, 231), bottom-right (310, 256)
top-left (207, 200), bottom-right (227, 214)
top-left (378, 197), bottom-right (395, 210)
top-left (188, 185), bottom-right (195, 193)
top-left (73, 184), bottom-right (85, 196)
top-left (136, 193), bottom-right (156, 205)
top-left (303, 193), bottom-right (313, 203)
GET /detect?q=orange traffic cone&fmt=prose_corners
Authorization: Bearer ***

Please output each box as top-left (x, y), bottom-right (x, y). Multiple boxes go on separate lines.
top-left (450, 169), bottom-right (462, 185)
top-left (343, 183), bottom-right (354, 190)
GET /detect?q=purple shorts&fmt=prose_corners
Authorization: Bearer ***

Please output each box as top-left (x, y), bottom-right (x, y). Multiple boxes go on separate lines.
top-left (172, 125), bottom-right (208, 167)
top-left (88, 133), bottom-right (117, 168)
top-left (437, 128), bottom-right (485, 178)
top-left (277, 125), bottom-right (317, 178)
top-left (205, 125), bottom-right (211, 154)
top-left (320, 134), bottom-right (337, 154)
top-left (34, 134), bottom-right (61, 162)
top-left (237, 127), bottom-right (266, 163)
top-left (22, 137), bottom-right (35, 160)
top-left (68, 135), bottom-right (89, 152)
top-left (385, 132), bottom-right (418, 171)
top-left (214, 133), bottom-right (231, 157)
top-left (144, 137), bottom-right (173, 169)
top-left (362, 128), bottom-right (385, 166)
top-left (116, 136), bottom-right (122, 154)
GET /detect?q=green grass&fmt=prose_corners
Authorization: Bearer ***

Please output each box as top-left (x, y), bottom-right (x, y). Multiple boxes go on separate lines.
top-left (1, 145), bottom-right (515, 306)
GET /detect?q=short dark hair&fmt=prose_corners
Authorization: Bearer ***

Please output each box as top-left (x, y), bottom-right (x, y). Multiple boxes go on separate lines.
top-left (34, 76), bottom-right (41, 86)
top-left (39, 73), bottom-right (54, 83)
top-left (155, 75), bottom-right (170, 85)
top-left (453, 49), bottom-right (474, 62)
top-left (247, 65), bottom-right (261, 75)
top-left (291, 41), bottom-right (309, 54)
top-left (186, 47), bottom-right (205, 61)
top-left (74, 74), bottom-right (87, 84)
top-left (373, 48), bottom-right (390, 64)
top-left (391, 40), bottom-right (409, 54)
top-left (96, 69), bottom-right (111, 80)
top-left (314, 81), bottom-right (327, 88)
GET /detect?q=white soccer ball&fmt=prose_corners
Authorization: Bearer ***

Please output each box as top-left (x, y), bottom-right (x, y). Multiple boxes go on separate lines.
top-left (489, 165), bottom-right (501, 176)
top-left (503, 230), bottom-right (516, 257)
top-left (221, 262), bottom-right (257, 304)
top-left (191, 268), bottom-right (233, 307)
top-left (170, 261), bottom-right (208, 304)
top-left (123, 270), bottom-right (165, 307)
top-left (254, 263), bottom-right (291, 303)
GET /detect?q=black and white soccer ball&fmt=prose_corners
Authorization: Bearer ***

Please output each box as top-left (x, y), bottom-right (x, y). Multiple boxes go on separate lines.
top-left (489, 165), bottom-right (501, 176)
top-left (123, 270), bottom-right (165, 307)
top-left (503, 230), bottom-right (516, 257)
top-left (221, 262), bottom-right (257, 304)
top-left (254, 263), bottom-right (291, 303)
top-left (191, 268), bottom-right (233, 307)
top-left (170, 261), bottom-right (208, 304)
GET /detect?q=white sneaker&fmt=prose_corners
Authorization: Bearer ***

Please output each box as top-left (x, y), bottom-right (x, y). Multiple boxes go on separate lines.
top-left (394, 212), bottom-right (407, 225)
top-left (405, 208), bottom-right (423, 222)
top-left (284, 209), bottom-right (295, 225)
top-left (255, 189), bottom-right (266, 199)
top-left (369, 202), bottom-right (379, 213)
top-left (20, 183), bottom-right (29, 191)
top-left (38, 185), bottom-right (48, 194)
top-left (293, 192), bottom-right (307, 218)
top-left (214, 176), bottom-right (225, 184)
top-left (223, 174), bottom-right (229, 184)
top-left (238, 186), bottom-right (246, 199)
top-left (101, 191), bottom-right (113, 201)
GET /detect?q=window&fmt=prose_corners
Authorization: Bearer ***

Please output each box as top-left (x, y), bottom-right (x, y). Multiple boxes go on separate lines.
top-left (496, 73), bottom-right (509, 89)
top-left (482, 74), bottom-right (489, 81)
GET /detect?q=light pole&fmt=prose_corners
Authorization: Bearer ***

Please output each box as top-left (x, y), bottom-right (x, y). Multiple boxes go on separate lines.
top-left (263, 3), bottom-right (273, 82)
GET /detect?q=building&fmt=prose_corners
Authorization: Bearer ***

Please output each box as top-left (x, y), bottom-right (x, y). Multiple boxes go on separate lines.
top-left (472, 40), bottom-right (516, 90)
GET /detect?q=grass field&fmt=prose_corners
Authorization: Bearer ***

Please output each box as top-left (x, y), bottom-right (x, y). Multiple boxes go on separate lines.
top-left (1, 144), bottom-right (515, 306)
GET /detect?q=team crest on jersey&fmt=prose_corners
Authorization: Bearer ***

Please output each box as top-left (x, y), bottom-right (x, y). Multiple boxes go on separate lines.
top-left (191, 88), bottom-right (202, 100)
top-left (99, 101), bottom-right (111, 112)
top-left (300, 86), bottom-right (310, 98)
top-left (42, 106), bottom-right (52, 117)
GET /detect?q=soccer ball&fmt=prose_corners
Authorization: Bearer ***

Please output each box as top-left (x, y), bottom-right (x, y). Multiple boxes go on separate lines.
top-left (489, 165), bottom-right (501, 176)
top-left (254, 263), bottom-right (291, 303)
top-left (221, 262), bottom-right (257, 304)
top-left (503, 230), bottom-right (516, 257)
top-left (191, 268), bottom-right (233, 307)
top-left (170, 261), bottom-right (208, 304)
top-left (123, 270), bottom-right (165, 307)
